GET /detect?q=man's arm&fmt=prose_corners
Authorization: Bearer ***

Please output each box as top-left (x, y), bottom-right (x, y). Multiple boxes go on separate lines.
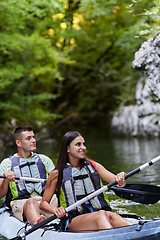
top-left (0, 171), bottom-right (16, 198)
top-left (0, 178), bottom-right (8, 198)
top-left (0, 158), bottom-right (14, 199)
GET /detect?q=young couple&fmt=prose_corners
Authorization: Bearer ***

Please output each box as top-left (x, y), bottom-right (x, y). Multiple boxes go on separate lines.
top-left (0, 127), bottom-right (133, 231)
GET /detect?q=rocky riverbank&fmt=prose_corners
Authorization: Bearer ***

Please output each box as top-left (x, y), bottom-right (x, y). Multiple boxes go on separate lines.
top-left (111, 32), bottom-right (160, 137)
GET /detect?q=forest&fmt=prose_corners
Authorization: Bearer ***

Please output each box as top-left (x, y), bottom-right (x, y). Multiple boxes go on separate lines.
top-left (0, 0), bottom-right (159, 139)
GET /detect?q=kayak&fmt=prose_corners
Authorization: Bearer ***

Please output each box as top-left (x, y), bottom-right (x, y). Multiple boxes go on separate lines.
top-left (1, 207), bottom-right (160, 240)
top-left (1, 156), bottom-right (160, 240)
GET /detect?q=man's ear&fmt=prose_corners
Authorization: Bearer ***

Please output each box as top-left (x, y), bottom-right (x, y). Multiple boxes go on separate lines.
top-left (16, 139), bottom-right (21, 147)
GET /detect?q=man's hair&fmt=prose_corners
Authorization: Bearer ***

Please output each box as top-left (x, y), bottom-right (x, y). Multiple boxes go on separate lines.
top-left (13, 126), bottom-right (33, 141)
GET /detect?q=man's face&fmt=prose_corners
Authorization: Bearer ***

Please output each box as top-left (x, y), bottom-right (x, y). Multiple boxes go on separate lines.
top-left (18, 131), bottom-right (36, 152)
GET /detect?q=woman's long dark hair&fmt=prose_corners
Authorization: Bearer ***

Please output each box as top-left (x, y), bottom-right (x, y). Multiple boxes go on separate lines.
top-left (56, 131), bottom-right (96, 194)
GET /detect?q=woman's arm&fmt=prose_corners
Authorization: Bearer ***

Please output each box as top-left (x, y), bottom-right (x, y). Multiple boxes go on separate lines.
top-left (95, 162), bottom-right (126, 187)
top-left (39, 170), bottom-right (67, 218)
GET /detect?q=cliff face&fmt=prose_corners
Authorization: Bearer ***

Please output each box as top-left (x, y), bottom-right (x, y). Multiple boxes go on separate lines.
top-left (111, 32), bottom-right (160, 137)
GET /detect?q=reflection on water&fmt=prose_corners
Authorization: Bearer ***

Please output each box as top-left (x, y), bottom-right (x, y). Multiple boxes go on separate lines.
top-left (0, 127), bottom-right (160, 239)
top-left (110, 137), bottom-right (160, 184)
top-left (80, 129), bottom-right (160, 185)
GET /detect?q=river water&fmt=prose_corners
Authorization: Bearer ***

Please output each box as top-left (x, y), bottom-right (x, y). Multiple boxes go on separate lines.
top-left (1, 126), bottom-right (160, 239)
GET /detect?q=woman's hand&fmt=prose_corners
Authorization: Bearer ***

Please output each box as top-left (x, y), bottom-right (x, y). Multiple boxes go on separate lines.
top-left (115, 172), bottom-right (126, 187)
top-left (52, 206), bottom-right (68, 218)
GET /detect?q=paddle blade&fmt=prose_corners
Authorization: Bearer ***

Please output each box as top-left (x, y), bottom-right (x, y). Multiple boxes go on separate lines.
top-left (110, 183), bottom-right (160, 204)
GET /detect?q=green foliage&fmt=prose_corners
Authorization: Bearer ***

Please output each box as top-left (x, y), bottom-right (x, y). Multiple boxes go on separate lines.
top-left (126, 0), bottom-right (158, 37)
top-left (0, 0), bottom-right (159, 134)
top-left (55, 0), bottom-right (150, 114)
top-left (79, 0), bottom-right (118, 18)
top-left (0, 0), bottom-right (70, 131)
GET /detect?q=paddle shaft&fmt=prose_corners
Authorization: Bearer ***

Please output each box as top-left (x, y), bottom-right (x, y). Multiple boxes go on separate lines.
top-left (2, 155), bottom-right (154, 185)
top-left (0, 175), bottom-right (47, 183)
top-left (66, 155), bottom-right (160, 212)
top-left (10, 155), bottom-right (160, 240)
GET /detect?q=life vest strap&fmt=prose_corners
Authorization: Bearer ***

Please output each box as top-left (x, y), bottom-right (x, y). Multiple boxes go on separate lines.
top-left (19, 161), bottom-right (36, 169)
top-left (73, 174), bottom-right (89, 180)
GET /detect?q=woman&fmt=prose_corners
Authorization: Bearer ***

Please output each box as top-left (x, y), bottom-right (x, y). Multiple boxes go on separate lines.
top-left (40, 131), bottom-right (133, 232)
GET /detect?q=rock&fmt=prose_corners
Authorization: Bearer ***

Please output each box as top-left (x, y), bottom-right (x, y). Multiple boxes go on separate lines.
top-left (111, 32), bottom-right (160, 137)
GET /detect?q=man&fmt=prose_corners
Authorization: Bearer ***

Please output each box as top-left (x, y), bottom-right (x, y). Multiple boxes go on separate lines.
top-left (0, 126), bottom-right (57, 225)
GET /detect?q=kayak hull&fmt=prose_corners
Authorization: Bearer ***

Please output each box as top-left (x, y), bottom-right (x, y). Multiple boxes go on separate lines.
top-left (1, 209), bottom-right (160, 240)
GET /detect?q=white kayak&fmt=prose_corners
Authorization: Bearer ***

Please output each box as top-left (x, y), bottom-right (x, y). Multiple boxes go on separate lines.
top-left (1, 207), bottom-right (160, 240)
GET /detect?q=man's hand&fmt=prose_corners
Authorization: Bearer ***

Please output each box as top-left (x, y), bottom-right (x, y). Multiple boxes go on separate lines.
top-left (3, 171), bottom-right (17, 183)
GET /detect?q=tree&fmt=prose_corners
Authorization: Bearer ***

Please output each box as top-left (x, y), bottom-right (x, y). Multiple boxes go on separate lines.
top-left (51, 0), bottom-right (154, 118)
top-left (0, 0), bottom-right (71, 131)
top-left (0, 0), bottom-right (157, 135)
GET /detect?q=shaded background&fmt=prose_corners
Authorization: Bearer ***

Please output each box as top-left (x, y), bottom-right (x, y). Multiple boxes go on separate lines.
top-left (0, 0), bottom-right (158, 141)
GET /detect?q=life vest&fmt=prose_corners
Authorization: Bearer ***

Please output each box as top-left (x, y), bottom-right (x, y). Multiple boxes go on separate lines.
top-left (6, 153), bottom-right (47, 205)
top-left (59, 161), bottom-right (110, 213)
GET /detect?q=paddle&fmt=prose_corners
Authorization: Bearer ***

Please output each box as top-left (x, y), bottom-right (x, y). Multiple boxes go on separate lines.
top-left (1, 174), bottom-right (160, 204)
top-left (110, 183), bottom-right (160, 204)
top-left (9, 155), bottom-right (160, 240)
top-left (1, 174), bottom-right (160, 205)
top-left (0, 175), bottom-right (47, 183)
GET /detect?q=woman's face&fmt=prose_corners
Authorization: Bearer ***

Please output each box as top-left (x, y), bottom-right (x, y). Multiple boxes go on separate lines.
top-left (67, 135), bottom-right (86, 161)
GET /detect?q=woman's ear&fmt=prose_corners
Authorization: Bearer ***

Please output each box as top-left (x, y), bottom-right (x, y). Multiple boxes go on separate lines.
top-left (67, 146), bottom-right (70, 153)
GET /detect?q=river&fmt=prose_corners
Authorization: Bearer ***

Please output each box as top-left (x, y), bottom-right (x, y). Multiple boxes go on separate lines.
top-left (0, 126), bottom-right (160, 239)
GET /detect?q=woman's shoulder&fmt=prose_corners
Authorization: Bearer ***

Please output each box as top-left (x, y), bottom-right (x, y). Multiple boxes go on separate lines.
top-left (87, 159), bottom-right (96, 169)
top-left (49, 169), bottom-right (59, 176)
